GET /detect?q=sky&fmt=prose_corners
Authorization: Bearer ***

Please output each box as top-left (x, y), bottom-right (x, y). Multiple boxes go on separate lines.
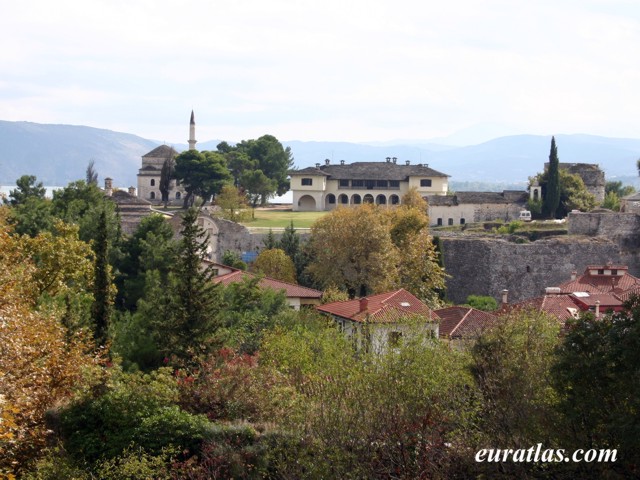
top-left (1, 0), bottom-right (639, 145)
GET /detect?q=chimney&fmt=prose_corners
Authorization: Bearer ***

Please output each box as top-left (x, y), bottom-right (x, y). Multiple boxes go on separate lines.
top-left (128, 186), bottom-right (136, 196)
top-left (571, 271), bottom-right (577, 281)
top-left (359, 297), bottom-right (369, 313)
top-left (104, 177), bottom-right (113, 197)
top-left (501, 289), bottom-right (509, 305)
top-left (340, 160), bottom-right (345, 165)
top-left (405, 160), bottom-right (410, 165)
top-left (325, 158), bottom-right (330, 165)
top-left (386, 157), bottom-right (391, 163)
top-left (595, 300), bottom-right (601, 317)
top-left (315, 163), bottom-right (321, 168)
top-left (392, 157), bottom-right (397, 163)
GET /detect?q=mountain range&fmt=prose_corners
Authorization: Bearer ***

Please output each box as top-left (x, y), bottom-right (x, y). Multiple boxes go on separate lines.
top-left (1, 120), bottom-right (639, 190)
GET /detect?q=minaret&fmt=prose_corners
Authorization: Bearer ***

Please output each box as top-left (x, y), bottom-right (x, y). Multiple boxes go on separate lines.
top-left (188, 110), bottom-right (197, 151)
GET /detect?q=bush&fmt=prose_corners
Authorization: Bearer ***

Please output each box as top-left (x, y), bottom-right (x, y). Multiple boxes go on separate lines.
top-left (59, 368), bottom-right (212, 462)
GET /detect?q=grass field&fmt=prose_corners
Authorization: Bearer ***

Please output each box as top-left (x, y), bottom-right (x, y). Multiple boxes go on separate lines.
top-left (240, 208), bottom-right (328, 229)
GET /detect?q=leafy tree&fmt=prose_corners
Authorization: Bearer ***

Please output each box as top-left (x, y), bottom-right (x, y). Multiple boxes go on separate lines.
top-left (85, 160), bottom-right (98, 185)
top-left (307, 204), bottom-right (399, 297)
top-left (543, 136), bottom-right (561, 218)
top-left (221, 250), bottom-right (247, 270)
top-left (214, 184), bottom-right (250, 222)
top-left (605, 180), bottom-right (635, 198)
top-left (21, 220), bottom-right (96, 331)
top-left (0, 209), bottom-right (99, 476)
top-left (601, 190), bottom-right (621, 211)
top-left (51, 180), bottom-right (121, 246)
top-left (260, 315), bottom-right (480, 479)
top-left (253, 248), bottom-right (297, 283)
top-left (472, 309), bottom-right (561, 450)
top-left (234, 134), bottom-right (293, 204)
top-left (553, 300), bottom-right (640, 475)
top-left (174, 150), bottom-right (233, 207)
top-left (239, 169), bottom-right (276, 214)
top-left (466, 295), bottom-right (498, 311)
top-left (401, 186), bottom-right (428, 210)
top-left (308, 203), bottom-right (444, 302)
top-left (215, 276), bottom-right (291, 354)
top-left (219, 148), bottom-right (256, 187)
top-left (5, 176), bottom-right (54, 237)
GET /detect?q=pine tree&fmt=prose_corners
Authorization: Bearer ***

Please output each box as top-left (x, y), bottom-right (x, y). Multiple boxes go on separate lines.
top-left (544, 136), bottom-right (561, 219)
top-left (153, 208), bottom-right (221, 363)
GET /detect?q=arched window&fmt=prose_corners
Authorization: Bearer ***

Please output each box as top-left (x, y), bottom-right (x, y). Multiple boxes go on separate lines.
top-left (390, 195), bottom-right (400, 205)
top-left (327, 194), bottom-right (336, 204)
top-left (437, 218), bottom-right (443, 226)
top-left (150, 191), bottom-right (155, 199)
top-left (176, 192), bottom-right (181, 199)
top-left (150, 179), bottom-right (155, 186)
top-left (448, 218), bottom-right (453, 226)
top-left (352, 194), bottom-right (362, 205)
top-left (339, 194), bottom-right (349, 204)
top-left (460, 218), bottom-right (465, 225)
top-left (363, 194), bottom-right (374, 204)
top-left (376, 194), bottom-right (386, 205)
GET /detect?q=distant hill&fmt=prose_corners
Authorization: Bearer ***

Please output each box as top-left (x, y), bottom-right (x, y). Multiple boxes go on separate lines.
top-left (0, 121), bottom-right (159, 187)
top-left (285, 134), bottom-right (640, 185)
top-left (1, 120), bottom-right (639, 190)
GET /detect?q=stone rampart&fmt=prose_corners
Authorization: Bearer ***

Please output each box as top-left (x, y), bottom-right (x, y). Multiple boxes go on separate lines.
top-left (440, 235), bottom-right (624, 304)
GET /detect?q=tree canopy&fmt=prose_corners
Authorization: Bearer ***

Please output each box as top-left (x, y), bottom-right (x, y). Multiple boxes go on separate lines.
top-left (174, 150), bottom-right (232, 206)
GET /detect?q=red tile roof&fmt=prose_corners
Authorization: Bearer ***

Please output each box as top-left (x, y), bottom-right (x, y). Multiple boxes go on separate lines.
top-left (316, 289), bottom-right (439, 323)
top-left (213, 271), bottom-right (322, 299)
top-left (435, 306), bottom-right (497, 339)
top-left (557, 265), bottom-right (640, 296)
top-left (510, 294), bottom-right (583, 322)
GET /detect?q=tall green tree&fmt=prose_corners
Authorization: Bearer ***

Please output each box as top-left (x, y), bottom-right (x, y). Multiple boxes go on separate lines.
top-left (239, 169), bottom-right (276, 213)
top-left (543, 136), bottom-right (561, 218)
top-left (91, 208), bottom-right (115, 347)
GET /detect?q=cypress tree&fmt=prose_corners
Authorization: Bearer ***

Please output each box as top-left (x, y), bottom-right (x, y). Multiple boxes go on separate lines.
top-left (544, 136), bottom-right (561, 219)
top-left (92, 208), bottom-right (113, 347)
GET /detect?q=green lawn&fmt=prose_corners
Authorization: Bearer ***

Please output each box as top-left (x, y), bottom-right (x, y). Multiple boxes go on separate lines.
top-left (240, 208), bottom-right (328, 229)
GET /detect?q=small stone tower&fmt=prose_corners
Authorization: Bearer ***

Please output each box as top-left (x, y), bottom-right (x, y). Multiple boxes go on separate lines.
top-left (188, 110), bottom-right (197, 151)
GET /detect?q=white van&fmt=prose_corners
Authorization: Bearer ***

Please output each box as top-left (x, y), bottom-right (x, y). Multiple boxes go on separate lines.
top-left (518, 210), bottom-right (532, 222)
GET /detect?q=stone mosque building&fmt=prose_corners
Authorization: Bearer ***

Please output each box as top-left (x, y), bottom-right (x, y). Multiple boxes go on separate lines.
top-left (136, 111), bottom-right (197, 204)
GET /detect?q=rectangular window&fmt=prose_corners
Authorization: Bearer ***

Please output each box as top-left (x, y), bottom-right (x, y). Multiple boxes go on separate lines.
top-left (376, 180), bottom-right (388, 187)
top-left (437, 218), bottom-right (443, 226)
top-left (420, 179), bottom-right (432, 187)
top-left (301, 178), bottom-right (313, 186)
top-left (352, 179), bottom-right (364, 187)
top-left (448, 218), bottom-right (454, 226)
top-left (339, 179), bottom-right (349, 187)
top-left (365, 180), bottom-right (375, 190)
top-left (389, 180), bottom-right (400, 188)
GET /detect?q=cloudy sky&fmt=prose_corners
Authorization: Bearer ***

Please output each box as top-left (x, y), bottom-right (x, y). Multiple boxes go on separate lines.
top-left (1, 0), bottom-right (639, 145)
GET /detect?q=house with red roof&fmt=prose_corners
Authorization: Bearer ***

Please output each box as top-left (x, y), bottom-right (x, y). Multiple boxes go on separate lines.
top-left (213, 270), bottom-right (323, 310)
top-left (316, 289), bottom-right (440, 353)
top-left (435, 306), bottom-right (497, 345)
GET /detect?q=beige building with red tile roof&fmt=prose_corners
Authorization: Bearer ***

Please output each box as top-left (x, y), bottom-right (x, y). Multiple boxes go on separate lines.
top-left (316, 289), bottom-right (440, 353)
